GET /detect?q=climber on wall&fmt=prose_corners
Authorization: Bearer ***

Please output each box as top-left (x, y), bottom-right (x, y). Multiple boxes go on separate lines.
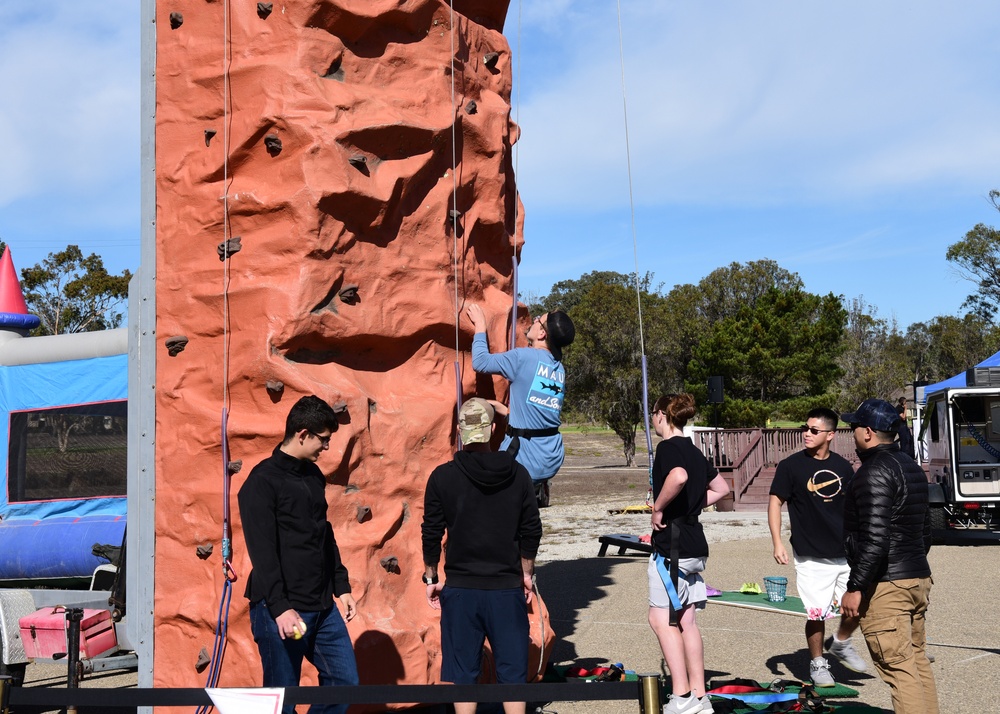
top-left (466, 303), bottom-right (575, 507)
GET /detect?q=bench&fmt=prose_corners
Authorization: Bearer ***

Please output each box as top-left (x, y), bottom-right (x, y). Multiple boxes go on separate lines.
top-left (597, 533), bottom-right (652, 557)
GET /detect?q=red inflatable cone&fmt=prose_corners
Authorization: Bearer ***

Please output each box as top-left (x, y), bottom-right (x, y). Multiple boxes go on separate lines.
top-left (0, 247), bottom-right (40, 330)
top-left (0, 247), bottom-right (31, 315)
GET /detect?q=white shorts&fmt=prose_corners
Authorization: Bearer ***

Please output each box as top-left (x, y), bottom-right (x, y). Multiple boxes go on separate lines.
top-left (648, 555), bottom-right (707, 611)
top-left (794, 555), bottom-right (850, 621)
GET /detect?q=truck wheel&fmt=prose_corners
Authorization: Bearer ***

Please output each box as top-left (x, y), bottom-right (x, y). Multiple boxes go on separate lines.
top-left (929, 506), bottom-right (947, 540)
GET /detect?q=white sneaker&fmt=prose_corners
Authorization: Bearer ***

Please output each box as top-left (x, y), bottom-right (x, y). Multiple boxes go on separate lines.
top-left (809, 656), bottom-right (836, 688)
top-left (698, 695), bottom-right (715, 713)
top-left (663, 693), bottom-right (703, 714)
top-left (825, 635), bottom-right (870, 673)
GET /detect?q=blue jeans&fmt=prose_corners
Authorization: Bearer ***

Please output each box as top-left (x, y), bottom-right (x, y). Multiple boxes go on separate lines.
top-left (249, 600), bottom-right (359, 714)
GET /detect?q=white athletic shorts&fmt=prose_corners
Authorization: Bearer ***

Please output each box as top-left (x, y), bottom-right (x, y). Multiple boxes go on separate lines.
top-left (793, 554), bottom-right (850, 621)
top-left (648, 555), bottom-right (707, 610)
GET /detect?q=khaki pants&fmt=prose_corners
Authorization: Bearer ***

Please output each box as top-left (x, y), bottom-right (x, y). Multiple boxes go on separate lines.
top-left (860, 578), bottom-right (938, 714)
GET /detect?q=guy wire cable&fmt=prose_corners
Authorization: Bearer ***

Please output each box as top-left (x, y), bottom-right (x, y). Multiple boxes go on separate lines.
top-left (615, 0), bottom-right (655, 474)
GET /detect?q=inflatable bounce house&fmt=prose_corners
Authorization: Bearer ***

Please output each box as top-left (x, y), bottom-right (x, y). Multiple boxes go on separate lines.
top-left (145, 0), bottom-right (551, 705)
top-left (0, 247), bottom-right (127, 585)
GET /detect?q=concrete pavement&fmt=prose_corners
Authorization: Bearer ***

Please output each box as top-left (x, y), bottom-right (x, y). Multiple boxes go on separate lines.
top-left (535, 520), bottom-right (1000, 714)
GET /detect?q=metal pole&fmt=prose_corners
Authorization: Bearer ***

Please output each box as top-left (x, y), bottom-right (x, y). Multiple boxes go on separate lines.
top-left (713, 403), bottom-right (720, 467)
top-left (66, 607), bottom-right (84, 712)
top-left (639, 674), bottom-right (662, 714)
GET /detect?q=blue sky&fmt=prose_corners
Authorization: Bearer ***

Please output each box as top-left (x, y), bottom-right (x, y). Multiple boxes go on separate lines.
top-left (1, 2), bottom-right (998, 329)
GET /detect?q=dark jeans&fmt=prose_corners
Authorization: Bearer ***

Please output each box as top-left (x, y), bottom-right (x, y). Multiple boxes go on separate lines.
top-left (249, 600), bottom-right (359, 714)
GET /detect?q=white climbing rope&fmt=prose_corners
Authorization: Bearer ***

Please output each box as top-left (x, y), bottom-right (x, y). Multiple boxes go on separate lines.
top-left (510, 0), bottom-right (523, 351)
top-left (614, 0), bottom-right (655, 466)
top-left (448, 1), bottom-right (464, 431)
top-left (221, 0), bottom-right (232, 415)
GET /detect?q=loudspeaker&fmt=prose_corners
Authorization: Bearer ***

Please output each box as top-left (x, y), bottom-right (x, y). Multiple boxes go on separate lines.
top-left (707, 376), bottom-right (724, 404)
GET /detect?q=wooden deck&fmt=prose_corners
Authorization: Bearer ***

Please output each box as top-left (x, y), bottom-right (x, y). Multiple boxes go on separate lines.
top-left (690, 428), bottom-right (859, 511)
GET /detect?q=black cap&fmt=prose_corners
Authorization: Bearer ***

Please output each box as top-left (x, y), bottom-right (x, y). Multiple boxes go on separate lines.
top-left (545, 311), bottom-right (575, 361)
top-left (841, 399), bottom-right (901, 433)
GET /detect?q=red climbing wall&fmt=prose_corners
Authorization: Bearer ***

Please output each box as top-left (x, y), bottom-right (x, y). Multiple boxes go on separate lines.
top-left (153, 0), bottom-right (552, 707)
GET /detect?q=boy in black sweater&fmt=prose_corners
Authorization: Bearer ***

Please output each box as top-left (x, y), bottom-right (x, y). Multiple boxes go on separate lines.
top-left (421, 398), bottom-right (543, 714)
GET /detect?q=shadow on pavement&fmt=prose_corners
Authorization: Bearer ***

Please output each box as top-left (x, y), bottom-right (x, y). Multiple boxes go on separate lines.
top-left (536, 555), bottom-right (642, 663)
top-left (764, 647), bottom-right (877, 688)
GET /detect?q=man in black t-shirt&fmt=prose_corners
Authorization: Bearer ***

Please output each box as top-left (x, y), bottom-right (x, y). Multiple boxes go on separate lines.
top-left (768, 407), bottom-right (868, 688)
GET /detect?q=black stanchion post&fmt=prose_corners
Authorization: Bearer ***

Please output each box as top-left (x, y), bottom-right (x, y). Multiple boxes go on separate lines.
top-left (639, 674), bottom-right (661, 714)
top-left (66, 606), bottom-right (84, 712)
top-left (0, 673), bottom-right (11, 714)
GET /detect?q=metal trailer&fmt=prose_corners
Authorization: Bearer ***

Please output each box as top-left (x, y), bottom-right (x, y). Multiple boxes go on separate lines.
top-left (922, 375), bottom-right (1000, 531)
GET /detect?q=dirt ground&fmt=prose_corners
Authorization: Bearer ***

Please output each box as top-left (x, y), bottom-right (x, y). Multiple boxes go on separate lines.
top-left (554, 429), bottom-right (653, 503)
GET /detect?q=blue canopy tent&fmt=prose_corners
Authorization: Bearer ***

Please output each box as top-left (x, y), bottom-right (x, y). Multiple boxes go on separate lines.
top-left (923, 349), bottom-right (1000, 400)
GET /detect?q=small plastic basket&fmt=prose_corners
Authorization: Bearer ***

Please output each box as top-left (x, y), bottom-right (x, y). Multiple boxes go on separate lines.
top-left (763, 576), bottom-right (788, 602)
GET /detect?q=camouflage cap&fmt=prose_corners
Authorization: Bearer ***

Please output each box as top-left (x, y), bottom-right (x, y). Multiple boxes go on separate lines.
top-left (458, 397), bottom-right (495, 445)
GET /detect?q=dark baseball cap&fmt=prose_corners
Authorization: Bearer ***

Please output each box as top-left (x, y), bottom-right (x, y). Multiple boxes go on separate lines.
top-left (841, 399), bottom-right (900, 433)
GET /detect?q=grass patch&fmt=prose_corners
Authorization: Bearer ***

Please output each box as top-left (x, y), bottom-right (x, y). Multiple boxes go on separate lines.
top-left (561, 424), bottom-right (614, 435)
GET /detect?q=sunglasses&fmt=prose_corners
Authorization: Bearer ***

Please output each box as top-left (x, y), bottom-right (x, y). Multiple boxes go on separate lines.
top-left (799, 425), bottom-right (833, 435)
top-left (307, 429), bottom-right (332, 446)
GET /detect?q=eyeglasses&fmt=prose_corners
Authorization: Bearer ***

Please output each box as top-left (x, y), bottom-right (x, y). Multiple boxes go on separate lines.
top-left (307, 430), bottom-right (332, 446)
top-left (800, 425), bottom-right (833, 435)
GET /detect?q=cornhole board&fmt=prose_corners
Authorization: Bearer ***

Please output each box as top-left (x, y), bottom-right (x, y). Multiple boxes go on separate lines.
top-left (597, 533), bottom-right (652, 557)
top-left (19, 607), bottom-right (118, 659)
top-left (707, 590), bottom-right (807, 617)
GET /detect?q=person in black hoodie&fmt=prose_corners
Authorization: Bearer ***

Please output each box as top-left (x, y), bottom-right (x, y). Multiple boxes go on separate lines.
top-left (840, 399), bottom-right (937, 714)
top-left (421, 397), bottom-right (543, 714)
top-left (238, 396), bottom-right (358, 714)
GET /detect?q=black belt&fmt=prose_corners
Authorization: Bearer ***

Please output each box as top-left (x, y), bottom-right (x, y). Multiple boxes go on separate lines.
top-left (506, 426), bottom-right (560, 438)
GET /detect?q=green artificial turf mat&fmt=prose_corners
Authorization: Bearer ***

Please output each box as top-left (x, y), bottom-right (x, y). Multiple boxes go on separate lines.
top-left (707, 590), bottom-right (807, 617)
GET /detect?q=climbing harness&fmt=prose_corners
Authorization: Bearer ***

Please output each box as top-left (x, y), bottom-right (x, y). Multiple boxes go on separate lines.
top-left (707, 680), bottom-right (831, 713)
top-left (652, 551), bottom-right (685, 612)
top-left (507, 425), bottom-right (561, 438)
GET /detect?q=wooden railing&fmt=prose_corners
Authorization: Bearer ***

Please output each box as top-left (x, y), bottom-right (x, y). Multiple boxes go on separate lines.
top-left (691, 428), bottom-right (764, 499)
top-left (691, 427), bottom-right (859, 502)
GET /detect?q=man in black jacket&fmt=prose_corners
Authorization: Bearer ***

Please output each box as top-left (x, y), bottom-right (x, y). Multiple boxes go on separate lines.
top-left (840, 399), bottom-right (937, 714)
top-left (238, 396), bottom-right (358, 714)
top-left (421, 397), bottom-right (543, 714)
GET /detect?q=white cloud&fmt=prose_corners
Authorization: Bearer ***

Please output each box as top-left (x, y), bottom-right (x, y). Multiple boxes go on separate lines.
top-left (0, 2), bottom-right (139, 207)
top-left (508, 1), bottom-right (1000, 210)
